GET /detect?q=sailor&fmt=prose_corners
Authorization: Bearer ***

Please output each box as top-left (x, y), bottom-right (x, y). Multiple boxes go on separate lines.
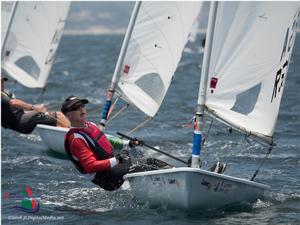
top-left (1, 77), bottom-right (70, 134)
top-left (62, 95), bottom-right (171, 191)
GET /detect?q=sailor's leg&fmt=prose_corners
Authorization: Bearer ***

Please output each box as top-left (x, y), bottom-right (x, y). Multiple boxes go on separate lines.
top-left (18, 112), bottom-right (43, 133)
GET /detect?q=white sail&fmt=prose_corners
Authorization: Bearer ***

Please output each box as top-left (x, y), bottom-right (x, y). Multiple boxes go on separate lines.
top-left (117, 2), bottom-right (202, 117)
top-left (188, 6), bottom-right (203, 43)
top-left (203, 2), bottom-right (300, 143)
top-left (1, 2), bottom-right (70, 88)
top-left (1, 1), bottom-right (16, 46)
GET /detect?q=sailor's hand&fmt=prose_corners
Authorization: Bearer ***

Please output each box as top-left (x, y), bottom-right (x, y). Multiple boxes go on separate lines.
top-left (129, 139), bottom-right (143, 148)
top-left (110, 152), bottom-right (131, 177)
top-left (32, 104), bottom-right (47, 113)
top-left (116, 150), bottom-right (131, 164)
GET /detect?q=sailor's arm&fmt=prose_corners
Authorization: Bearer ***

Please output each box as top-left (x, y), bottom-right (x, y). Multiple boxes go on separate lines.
top-left (107, 136), bottom-right (131, 150)
top-left (70, 138), bottom-right (118, 173)
top-left (9, 98), bottom-right (47, 112)
top-left (107, 135), bottom-right (141, 150)
top-left (96, 123), bottom-right (140, 150)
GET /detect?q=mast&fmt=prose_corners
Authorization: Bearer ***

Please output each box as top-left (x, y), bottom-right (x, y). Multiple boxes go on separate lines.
top-left (1, 1), bottom-right (18, 59)
top-left (100, 1), bottom-right (142, 130)
top-left (191, 2), bottom-right (218, 168)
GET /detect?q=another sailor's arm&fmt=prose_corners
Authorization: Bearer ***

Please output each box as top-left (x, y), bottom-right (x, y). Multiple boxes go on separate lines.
top-left (9, 98), bottom-right (47, 112)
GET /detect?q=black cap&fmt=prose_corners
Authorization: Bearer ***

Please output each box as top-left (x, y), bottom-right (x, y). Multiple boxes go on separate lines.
top-left (1, 77), bottom-right (8, 81)
top-left (61, 96), bottom-right (89, 114)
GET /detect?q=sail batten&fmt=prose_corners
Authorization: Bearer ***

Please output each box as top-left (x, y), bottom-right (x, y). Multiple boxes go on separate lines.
top-left (1, 2), bottom-right (70, 88)
top-left (117, 2), bottom-right (202, 117)
top-left (202, 2), bottom-right (300, 139)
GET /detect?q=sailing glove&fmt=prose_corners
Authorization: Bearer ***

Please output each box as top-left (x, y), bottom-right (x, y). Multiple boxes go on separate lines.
top-left (116, 150), bottom-right (131, 164)
top-left (129, 139), bottom-right (144, 148)
top-left (113, 150), bottom-right (131, 177)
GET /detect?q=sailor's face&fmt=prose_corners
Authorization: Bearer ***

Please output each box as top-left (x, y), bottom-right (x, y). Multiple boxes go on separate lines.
top-left (66, 104), bottom-right (87, 127)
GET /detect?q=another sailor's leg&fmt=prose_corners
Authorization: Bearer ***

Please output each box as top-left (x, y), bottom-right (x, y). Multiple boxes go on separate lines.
top-left (50, 111), bottom-right (70, 127)
top-left (18, 111), bottom-right (41, 133)
top-left (19, 111), bottom-right (59, 133)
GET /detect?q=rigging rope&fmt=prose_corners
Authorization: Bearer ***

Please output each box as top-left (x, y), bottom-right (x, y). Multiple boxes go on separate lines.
top-left (104, 90), bottom-right (131, 125)
top-left (35, 87), bottom-right (47, 103)
top-left (126, 117), bottom-right (153, 136)
top-left (244, 136), bottom-right (253, 147)
top-left (204, 119), bottom-right (214, 144)
top-left (107, 96), bottom-right (120, 119)
top-left (250, 146), bottom-right (273, 181)
top-left (107, 103), bottom-right (130, 124)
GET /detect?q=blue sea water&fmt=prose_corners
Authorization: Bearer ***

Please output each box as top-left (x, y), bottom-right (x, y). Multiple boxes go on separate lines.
top-left (1, 33), bottom-right (300, 225)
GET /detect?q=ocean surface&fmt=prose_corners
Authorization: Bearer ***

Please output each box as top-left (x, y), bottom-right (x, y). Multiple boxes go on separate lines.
top-left (2, 33), bottom-right (300, 225)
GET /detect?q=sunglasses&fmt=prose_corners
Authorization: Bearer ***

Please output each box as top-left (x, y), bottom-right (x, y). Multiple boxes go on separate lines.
top-left (69, 104), bottom-right (85, 112)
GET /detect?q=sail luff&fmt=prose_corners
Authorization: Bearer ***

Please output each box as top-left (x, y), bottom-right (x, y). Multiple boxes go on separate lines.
top-left (198, 1), bottom-right (218, 110)
top-left (110, 1), bottom-right (142, 89)
top-left (100, 1), bottom-right (142, 129)
top-left (1, 1), bottom-right (18, 58)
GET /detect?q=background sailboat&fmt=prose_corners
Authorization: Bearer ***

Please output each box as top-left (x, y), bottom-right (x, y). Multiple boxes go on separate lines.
top-left (1, 1), bottom-right (69, 154)
top-left (123, 1), bottom-right (300, 210)
top-left (1, 1), bottom-right (70, 88)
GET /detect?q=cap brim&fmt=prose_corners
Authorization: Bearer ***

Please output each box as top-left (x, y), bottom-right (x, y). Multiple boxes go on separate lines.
top-left (65, 99), bottom-right (89, 112)
top-left (80, 99), bottom-right (89, 104)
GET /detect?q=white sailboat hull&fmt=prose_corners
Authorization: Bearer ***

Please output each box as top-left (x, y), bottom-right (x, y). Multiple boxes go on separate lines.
top-left (36, 124), bottom-right (68, 154)
top-left (36, 124), bottom-right (115, 155)
top-left (124, 167), bottom-right (270, 210)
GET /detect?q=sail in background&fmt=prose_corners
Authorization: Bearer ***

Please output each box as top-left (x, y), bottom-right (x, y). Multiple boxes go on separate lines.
top-left (188, 7), bottom-right (202, 43)
top-left (1, 2), bottom-right (70, 88)
top-left (204, 2), bottom-right (300, 143)
top-left (1, 2), bottom-right (15, 47)
top-left (117, 2), bottom-right (202, 117)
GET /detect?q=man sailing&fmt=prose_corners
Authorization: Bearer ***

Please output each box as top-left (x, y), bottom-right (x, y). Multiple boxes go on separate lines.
top-left (62, 96), bottom-right (172, 191)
